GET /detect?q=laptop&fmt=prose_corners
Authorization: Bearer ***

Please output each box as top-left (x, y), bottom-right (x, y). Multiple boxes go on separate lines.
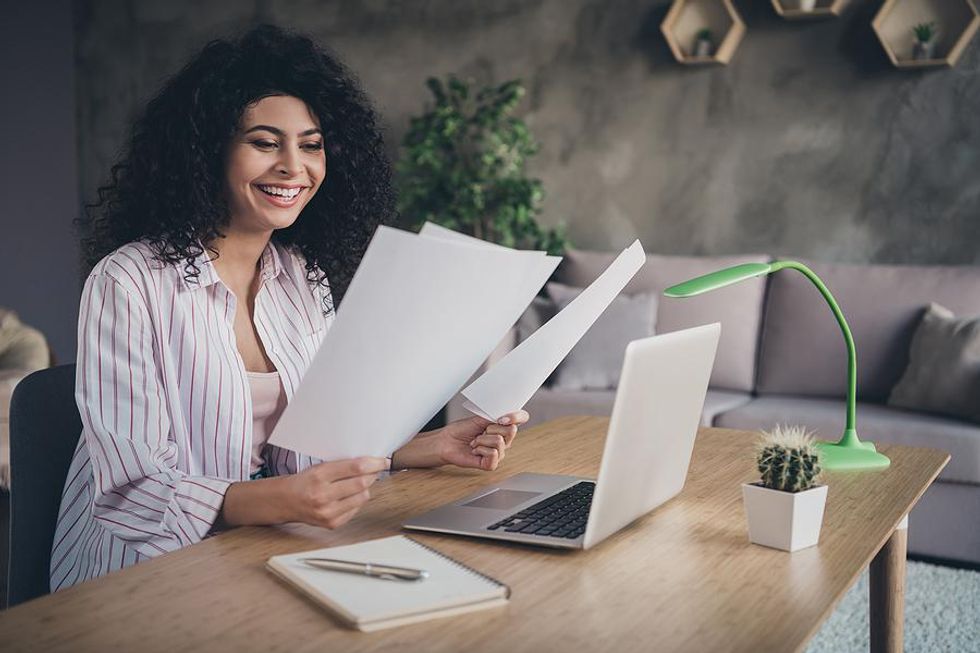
top-left (403, 322), bottom-right (721, 550)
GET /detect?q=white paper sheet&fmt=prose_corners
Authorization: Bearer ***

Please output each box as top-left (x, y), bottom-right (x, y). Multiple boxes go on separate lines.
top-left (460, 240), bottom-right (646, 421)
top-left (419, 222), bottom-right (526, 251)
top-left (267, 225), bottom-right (560, 460)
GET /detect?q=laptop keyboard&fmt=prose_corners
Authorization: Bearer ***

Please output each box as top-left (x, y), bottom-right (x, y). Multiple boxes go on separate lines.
top-left (486, 481), bottom-right (595, 539)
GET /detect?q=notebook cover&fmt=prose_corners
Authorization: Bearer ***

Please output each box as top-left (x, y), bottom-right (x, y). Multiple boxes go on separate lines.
top-left (267, 535), bottom-right (510, 632)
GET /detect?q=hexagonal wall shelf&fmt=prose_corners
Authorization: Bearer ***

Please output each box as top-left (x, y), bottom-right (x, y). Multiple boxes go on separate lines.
top-left (661, 0), bottom-right (746, 65)
top-left (771, 0), bottom-right (849, 21)
top-left (873, 0), bottom-right (980, 69)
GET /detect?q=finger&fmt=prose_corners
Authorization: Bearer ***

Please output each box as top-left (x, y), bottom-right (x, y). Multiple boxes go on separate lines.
top-left (470, 433), bottom-right (506, 451)
top-left (441, 415), bottom-right (491, 439)
top-left (477, 447), bottom-right (500, 471)
top-left (483, 424), bottom-right (518, 442)
top-left (330, 506), bottom-right (362, 529)
top-left (319, 503), bottom-right (364, 530)
top-left (473, 445), bottom-right (504, 461)
top-left (468, 415), bottom-right (493, 429)
top-left (497, 410), bottom-right (529, 426)
top-left (321, 473), bottom-right (380, 502)
top-left (314, 488), bottom-right (372, 528)
top-left (315, 456), bottom-right (389, 482)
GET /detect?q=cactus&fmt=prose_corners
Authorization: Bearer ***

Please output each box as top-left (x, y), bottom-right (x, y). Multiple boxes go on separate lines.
top-left (756, 425), bottom-right (822, 493)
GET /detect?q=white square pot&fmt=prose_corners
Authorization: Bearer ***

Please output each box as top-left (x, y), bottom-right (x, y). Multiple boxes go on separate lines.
top-left (741, 483), bottom-right (828, 552)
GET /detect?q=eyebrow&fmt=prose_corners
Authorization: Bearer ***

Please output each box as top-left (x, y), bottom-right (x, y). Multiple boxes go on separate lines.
top-left (244, 125), bottom-right (322, 137)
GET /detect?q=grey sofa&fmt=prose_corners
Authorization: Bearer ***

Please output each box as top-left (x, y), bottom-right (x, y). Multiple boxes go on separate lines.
top-left (447, 250), bottom-right (980, 566)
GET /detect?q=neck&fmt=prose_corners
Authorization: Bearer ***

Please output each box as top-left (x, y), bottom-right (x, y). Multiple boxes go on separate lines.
top-left (209, 227), bottom-right (272, 288)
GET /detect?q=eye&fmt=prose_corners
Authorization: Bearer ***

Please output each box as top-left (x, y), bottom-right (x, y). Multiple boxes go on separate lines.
top-left (250, 139), bottom-right (277, 150)
top-left (302, 141), bottom-right (324, 152)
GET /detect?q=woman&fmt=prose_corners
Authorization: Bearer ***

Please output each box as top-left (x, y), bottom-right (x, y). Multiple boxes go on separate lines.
top-left (52, 25), bottom-right (529, 591)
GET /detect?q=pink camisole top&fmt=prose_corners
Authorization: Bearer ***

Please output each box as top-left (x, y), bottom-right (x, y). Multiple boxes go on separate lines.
top-left (247, 371), bottom-right (288, 474)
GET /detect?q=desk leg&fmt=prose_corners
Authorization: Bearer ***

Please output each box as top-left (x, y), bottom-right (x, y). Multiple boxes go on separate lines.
top-left (870, 515), bottom-right (908, 653)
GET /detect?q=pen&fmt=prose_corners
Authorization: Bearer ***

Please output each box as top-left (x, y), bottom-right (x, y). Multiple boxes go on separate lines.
top-left (300, 558), bottom-right (429, 581)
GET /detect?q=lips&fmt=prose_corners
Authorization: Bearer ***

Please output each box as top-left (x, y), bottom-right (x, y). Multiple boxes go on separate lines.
top-left (254, 184), bottom-right (307, 208)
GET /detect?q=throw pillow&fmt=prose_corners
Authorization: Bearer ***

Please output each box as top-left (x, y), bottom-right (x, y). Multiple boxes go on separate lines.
top-left (888, 303), bottom-right (980, 424)
top-left (516, 296), bottom-right (557, 344)
top-left (545, 282), bottom-right (657, 391)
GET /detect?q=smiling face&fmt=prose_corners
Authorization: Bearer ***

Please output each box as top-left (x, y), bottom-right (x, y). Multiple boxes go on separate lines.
top-left (224, 94), bottom-right (326, 235)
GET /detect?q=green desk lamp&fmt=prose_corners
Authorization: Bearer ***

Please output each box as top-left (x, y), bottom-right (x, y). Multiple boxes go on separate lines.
top-left (664, 260), bottom-right (890, 471)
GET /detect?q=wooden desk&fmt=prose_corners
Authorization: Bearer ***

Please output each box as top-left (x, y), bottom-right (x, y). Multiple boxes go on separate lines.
top-left (0, 418), bottom-right (948, 653)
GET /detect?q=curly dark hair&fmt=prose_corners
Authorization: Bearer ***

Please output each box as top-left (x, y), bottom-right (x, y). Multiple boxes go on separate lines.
top-left (80, 24), bottom-right (396, 312)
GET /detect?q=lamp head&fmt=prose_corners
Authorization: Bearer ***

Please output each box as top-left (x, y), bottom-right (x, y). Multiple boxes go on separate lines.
top-left (663, 262), bottom-right (773, 298)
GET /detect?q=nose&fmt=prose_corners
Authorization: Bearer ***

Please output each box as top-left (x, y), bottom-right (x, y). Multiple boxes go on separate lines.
top-left (276, 145), bottom-right (302, 177)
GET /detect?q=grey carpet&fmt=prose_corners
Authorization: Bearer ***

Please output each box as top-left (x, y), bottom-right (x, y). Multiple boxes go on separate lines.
top-left (806, 560), bottom-right (980, 653)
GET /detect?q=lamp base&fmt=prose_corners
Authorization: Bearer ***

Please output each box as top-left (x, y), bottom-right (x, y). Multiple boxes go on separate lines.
top-left (816, 439), bottom-right (891, 471)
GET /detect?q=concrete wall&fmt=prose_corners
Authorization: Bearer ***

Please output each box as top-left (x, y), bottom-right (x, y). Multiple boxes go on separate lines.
top-left (74, 0), bottom-right (980, 268)
top-left (0, 0), bottom-right (79, 363)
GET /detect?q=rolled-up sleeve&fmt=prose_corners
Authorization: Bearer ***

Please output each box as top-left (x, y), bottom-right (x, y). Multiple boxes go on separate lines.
top-left (76, 272), bottom-right (232, 557)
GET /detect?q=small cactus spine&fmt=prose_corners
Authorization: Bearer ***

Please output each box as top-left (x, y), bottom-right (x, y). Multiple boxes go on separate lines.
top-left (756, 425), bottom-right (822, 493)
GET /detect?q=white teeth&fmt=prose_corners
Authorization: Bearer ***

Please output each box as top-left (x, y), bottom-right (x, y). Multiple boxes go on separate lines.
top-left (258, 185), bottom-right (302, 199)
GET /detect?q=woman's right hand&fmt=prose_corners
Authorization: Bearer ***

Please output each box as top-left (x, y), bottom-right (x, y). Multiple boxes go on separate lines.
top-left (284, 457), bottom-right (390, 529)
top-left (218, 456), bottom-right (390, 530)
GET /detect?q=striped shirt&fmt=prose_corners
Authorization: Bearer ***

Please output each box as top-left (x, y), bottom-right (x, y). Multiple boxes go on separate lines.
top-left (51, 239), bottom-right (332, 591)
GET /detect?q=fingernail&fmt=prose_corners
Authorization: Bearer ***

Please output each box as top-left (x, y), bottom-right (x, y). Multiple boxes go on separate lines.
top-left (498, 416), bottom-right (511, 425)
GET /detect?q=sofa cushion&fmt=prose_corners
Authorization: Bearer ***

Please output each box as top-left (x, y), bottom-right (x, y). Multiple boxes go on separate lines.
top-left (757, 260), bottom-right (980, 402)
top-left (546, 282), bottom-right (657, 391)
top-left (906, 482), bottom-right (980, 565)
top-left (713, 395), bottom-right (980, 484)
top-left (556, 250), bottom-right (769, 392)
top-left (888, 303), bottom-right (980, 424)
top-left (518, 387), bottom-right (753, 430)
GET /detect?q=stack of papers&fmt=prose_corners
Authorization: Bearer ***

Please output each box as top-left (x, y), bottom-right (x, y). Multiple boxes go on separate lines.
top-left (268, 223), bottom-right (644, 460)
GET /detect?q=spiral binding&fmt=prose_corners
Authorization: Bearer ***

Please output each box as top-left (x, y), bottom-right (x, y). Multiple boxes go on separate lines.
top-left (405, 537), bottom-right (512, 599)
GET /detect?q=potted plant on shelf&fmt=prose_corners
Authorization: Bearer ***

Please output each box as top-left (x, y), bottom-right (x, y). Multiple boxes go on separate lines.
top-left (693, 28), bottom-right (714, 57)
top-left (397, 76), bottom-right (567, 254)
top-left (912, 21), bottom-right (937, 61)
top-left (742, 425), bottom-right (827, 552)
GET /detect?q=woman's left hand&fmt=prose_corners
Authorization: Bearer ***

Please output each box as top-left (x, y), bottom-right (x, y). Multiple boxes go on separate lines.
top-left (392, 410), bottom-right (530, 471)
top-left (438, 410), bottom-right (530, 471)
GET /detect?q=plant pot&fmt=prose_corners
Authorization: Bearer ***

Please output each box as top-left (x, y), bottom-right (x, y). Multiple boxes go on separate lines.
top-left (742, 482), bottom-right (828, 552)
top-left (798, 0), bottom-right (817, 11)
top-left (694, 38), bottom-right (713, 58)
top-left (912, 40), bottom-right (936, 61)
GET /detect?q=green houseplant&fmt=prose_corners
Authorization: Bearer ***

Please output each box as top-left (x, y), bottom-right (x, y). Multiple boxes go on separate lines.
top-left (397, 76), bottom-right (567, 254)
top-left (912, 21), bottom-right (937, 60)
top-left (742, 426), bottom-right (828, 552)
top-left (693, 28), bottom-right (714, 57)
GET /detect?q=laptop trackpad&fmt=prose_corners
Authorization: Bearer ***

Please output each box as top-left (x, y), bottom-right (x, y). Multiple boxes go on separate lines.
top-left (462, 489), bottom-right (541, 510)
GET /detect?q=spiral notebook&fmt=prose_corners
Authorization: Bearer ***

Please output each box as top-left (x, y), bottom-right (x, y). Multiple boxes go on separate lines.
top-left (266, 535), bottom-right (510, 632)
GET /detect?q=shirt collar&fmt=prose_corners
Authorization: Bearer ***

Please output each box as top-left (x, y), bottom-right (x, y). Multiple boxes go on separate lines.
top-left (179, 240), bottom-right (284, 292)
top-left (259, 240), bottom-right (284, 283)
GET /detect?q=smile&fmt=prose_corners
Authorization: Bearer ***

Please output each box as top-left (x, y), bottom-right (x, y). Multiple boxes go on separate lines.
top-left (255, 184), bottom-right (307, 207)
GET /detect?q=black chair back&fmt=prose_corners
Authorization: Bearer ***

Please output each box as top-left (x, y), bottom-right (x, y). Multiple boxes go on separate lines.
top-left (8, 364), bottom-right (81, 606)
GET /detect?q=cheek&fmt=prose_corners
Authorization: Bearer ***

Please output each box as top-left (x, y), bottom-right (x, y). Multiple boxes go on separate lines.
top-left (226, 148), bottom-right (266, 189)
top-left (311, 155), bottom-right (327, 192)
top-left (224, 170), bottom-right (252, 209)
